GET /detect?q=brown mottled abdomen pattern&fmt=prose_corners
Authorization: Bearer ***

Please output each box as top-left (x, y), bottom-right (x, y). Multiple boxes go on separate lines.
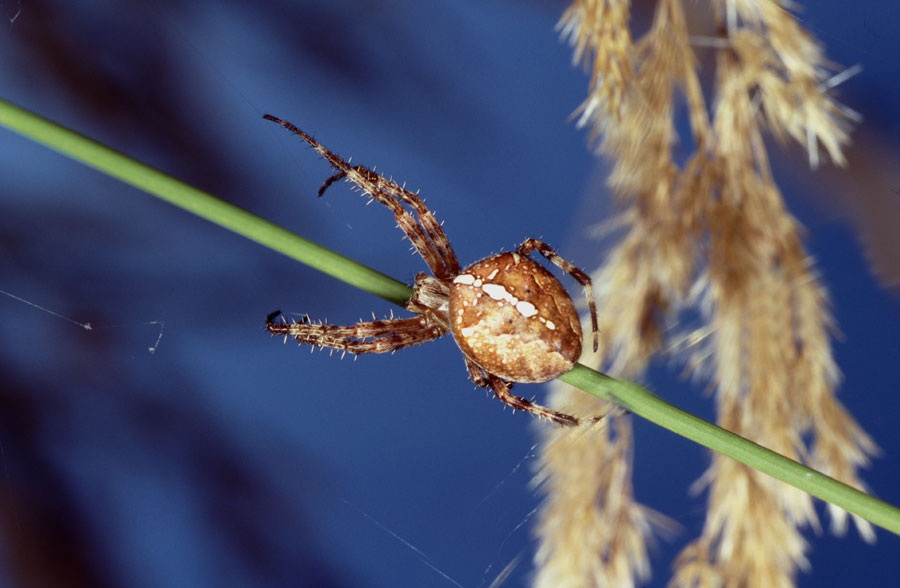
top-left (448, 252), bottom-right (583, 383)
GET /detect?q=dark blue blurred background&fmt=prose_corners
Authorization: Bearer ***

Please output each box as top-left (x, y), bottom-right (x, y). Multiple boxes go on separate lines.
top-left (1, 1), bottom-right (898, 586)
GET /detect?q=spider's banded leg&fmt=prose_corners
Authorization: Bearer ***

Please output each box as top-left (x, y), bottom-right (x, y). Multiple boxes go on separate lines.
top-left (374, 181), bottom-right (460, 276)
top-left (328, 164), bottom-right (459, 279)
top-left (293, 328), bottom-right (443, 353)
top-left (463, 357), bottom-right (490, 388)
top-left (316, 164), bottom-right (459, 277)
top-left (517, 238), bottom-right (599, 352)
top-left (267, 313), bottom-right (446, 354)
top-left (267, 314), bottom-right (439, 339)
top-left (486, 373), bottom-right (579, 426)
top-left (317, 171), bottom-right (347, 197)
top-left (263, 115), bottom-right (452, 279)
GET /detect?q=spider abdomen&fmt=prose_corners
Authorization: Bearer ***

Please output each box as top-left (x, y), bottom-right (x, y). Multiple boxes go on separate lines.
top-left (448, 252), bottom-right (583, 383)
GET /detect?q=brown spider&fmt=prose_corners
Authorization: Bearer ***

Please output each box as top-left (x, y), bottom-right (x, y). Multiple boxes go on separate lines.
top-left (263, 114), bottom-right (599, 426)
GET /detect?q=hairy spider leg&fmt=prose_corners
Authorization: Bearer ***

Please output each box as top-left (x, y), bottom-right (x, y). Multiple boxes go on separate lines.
top-left (516, 238), bottom-right (600, 353)
top-left (317, 170), bottom-right (347, 197)
top-left (263, 115), bottom-right (458, 280)
top-left (366, 173), bottom-right (460, 276)
top-left (463, 356), bottom-right (490, 388)
top-left (314, 167), bottom-right (460, 278)
top-left (486, 373), bottom-right (579, 426)
top-left (266, 312), bottom-right (446, 354)
top-left (466, 356), bottom-right (583, 426)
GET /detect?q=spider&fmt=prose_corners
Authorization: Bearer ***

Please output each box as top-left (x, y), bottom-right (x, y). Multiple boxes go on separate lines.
top-left (264, 114), bottom-right (599, 426)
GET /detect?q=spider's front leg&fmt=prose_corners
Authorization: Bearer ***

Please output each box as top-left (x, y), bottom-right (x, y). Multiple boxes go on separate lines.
top-left (484, 372), bottom-right (579, 426)
top-left (262, 114), bottom-right (460, 280)
top-left (266, 311), bottom-right (446, 354)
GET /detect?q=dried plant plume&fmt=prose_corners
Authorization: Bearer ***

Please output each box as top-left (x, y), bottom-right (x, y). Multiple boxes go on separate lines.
top-left (533, 1), bottom-right (877, 586)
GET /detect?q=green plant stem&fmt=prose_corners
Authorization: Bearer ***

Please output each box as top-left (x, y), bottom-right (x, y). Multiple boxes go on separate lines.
top-left (0, 99), bottom-right (411, 308)
top-left (2, 97), bottom-right (898, 537)
top-left (561, 365), bottom-right (900, 535)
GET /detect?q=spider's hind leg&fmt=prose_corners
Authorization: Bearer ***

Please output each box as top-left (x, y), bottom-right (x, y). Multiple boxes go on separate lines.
top-left (485, 373), bottom-right (579, 427)
top-left (463, 357), bottom-right (490, 388)
top-left (517, 238), bottom-right (599, 352)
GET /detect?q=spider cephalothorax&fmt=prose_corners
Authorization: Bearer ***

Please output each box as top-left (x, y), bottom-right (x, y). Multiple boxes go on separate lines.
top-left (264, 114), bottom-right (599, 425)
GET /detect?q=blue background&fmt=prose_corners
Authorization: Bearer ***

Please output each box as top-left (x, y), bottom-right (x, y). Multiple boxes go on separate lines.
top-left (1, 1), bottom-right (898, 586)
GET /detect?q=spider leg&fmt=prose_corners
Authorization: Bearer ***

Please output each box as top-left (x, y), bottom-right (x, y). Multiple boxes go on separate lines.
top-left (266, 312), bottom-right (446, 354)
top-left (372, 180), bottom-right (460, 276)
top-left (516, 238), bottom-right (599, 352)
top-left (317, 171), bottom-right (347, 197)
top-left (263, 115), bottom-right (458, 279)
top-left (485, 373), bottom-right (579, 426)
top-left (463, 357), bottom-right (490, 388)
top-left (317, 163), bottom-right (459, 277)
top-left (316, 166), bottom-right (458, 276)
